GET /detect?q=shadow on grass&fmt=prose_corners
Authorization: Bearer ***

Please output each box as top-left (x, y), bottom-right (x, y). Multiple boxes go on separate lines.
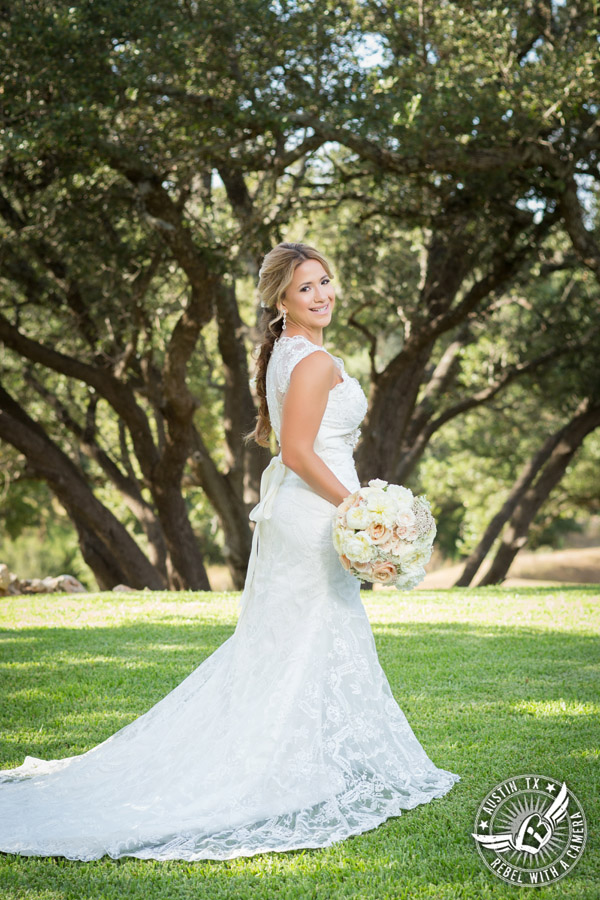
top-left (0, 617), bottom-right (597, 897)
top-left (1, 618), bottom-right (597, 762)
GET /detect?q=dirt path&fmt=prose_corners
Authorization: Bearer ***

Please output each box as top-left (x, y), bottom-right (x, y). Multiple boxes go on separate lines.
top-left (415, 546), bottom-right (600, 590)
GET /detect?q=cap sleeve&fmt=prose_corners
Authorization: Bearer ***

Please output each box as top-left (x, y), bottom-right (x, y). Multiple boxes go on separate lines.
top-left (280, 337), bottom-right (329, 395)
top-left (266, 337), bottom-right (329, 443)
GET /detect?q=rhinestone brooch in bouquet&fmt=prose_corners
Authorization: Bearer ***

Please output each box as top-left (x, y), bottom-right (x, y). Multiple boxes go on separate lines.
top-left (332, 478), bottom-right (436, 589)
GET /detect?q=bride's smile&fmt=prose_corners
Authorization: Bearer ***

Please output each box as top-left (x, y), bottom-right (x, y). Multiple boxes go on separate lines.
top-left (276, 257), bottom-right (335, 346)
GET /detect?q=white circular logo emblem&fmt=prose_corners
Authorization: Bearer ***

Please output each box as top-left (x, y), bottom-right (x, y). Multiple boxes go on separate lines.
top-left (472, 774), bottom-right (587, 886)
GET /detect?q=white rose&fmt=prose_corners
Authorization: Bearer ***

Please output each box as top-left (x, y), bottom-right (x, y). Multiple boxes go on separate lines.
top-left (332, 525), bottom-right (345, 554)
top-left (390, 542), bottom-right (418, 564)
top-left (368, 478), bottom-right (388, 489)
top-left (407, 546), bottom-right (432, 567)
top-left (346, 505), bottom-right (372, 530)
top-left (387, 484), bottom-right (414, 506)
top-left (394, 508), bottom-right (416, 530)
top-left (395, 565), bottom-right (426, 590)
top-left (343, 530), bottom-right (375, 563)
top-left (365, 489), bottom-right (397, 526)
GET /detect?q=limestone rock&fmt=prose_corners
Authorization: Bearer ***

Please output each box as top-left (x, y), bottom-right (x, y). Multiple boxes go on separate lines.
top-left (0, 564), bottom-right (9, 591)
top-left (0, 570), bottom-right (87, 596)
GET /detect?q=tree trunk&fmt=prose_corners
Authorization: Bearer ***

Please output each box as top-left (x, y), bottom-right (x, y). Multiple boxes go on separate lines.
top-left (72, 515), bottom-right (131, 591)
top-left (24, 366), bottom-right (171, 581)
top-left (397, 344), bottom-right (575, 486)
top-left (353, 207), bottom-right (553, 487)
top-left (454, 427), bottom-right (566, 586)
top-left (0, 305), bottom-right (211, 590)
top-left (0, 391), bottom-right (164, 590)
top-left (354, 346), bottom-right (433, 483)
top-left (478, 399), bottom-right (600, 585)
top-left (152, 480), bottom-right (211, 590)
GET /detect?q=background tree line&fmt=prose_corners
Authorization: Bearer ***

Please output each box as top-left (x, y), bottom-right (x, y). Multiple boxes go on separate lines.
top-left (1, 0), bottom-right (598, 591)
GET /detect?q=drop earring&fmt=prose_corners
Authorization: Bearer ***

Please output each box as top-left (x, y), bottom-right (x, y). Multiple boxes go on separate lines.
top-left (282, 309), bottom-right (287, 331)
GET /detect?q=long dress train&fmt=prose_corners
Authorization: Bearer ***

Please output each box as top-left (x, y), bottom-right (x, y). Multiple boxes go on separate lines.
top-left (0, 333), bottom-right (460, 861)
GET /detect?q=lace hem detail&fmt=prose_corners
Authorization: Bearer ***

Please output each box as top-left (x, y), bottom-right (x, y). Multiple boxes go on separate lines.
top-left (1, 769), bottom-right (461, 860)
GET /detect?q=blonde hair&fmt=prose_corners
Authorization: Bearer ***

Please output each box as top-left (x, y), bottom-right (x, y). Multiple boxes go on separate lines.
top-left (243, 242), bottom-right (334, 448)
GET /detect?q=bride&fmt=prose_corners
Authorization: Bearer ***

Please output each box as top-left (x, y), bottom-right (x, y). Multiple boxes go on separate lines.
top-left (0, 241), bottom-right (460, 861)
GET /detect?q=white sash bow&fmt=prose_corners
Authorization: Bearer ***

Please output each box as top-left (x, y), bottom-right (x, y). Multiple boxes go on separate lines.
top-left (238, 453), bottom-right (287, 613)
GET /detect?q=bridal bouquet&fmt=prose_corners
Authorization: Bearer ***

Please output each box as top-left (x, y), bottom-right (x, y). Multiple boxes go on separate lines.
top-left (332, 479), bottom-right (436, 589)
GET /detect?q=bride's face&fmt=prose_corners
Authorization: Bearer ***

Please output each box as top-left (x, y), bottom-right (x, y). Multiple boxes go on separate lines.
top-left (278, 259), bottom-right (335, 332)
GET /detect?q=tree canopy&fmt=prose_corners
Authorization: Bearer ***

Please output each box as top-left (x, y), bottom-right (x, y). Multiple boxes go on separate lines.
top-left (1, 0), bottom-right (598, 588)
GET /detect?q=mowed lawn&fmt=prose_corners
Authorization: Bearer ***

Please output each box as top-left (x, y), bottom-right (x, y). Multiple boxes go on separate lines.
top-left (0, 587), bottom-right (598, 900)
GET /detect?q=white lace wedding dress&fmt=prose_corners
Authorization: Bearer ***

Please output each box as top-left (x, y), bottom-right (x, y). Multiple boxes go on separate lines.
top-left (0, 334), bottom-right (460, 861)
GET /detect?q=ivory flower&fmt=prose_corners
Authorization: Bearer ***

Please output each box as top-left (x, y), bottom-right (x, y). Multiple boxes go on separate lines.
top-left (342, 530), bottom-right (374, 563)
top-left (364, 490), bottom-right (397, 526)
top-left (345, 504), bottom-right (372, 530)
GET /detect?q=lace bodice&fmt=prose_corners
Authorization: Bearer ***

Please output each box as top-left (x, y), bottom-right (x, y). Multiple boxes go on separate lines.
top-left (266, 335), bottom-right (368, 454)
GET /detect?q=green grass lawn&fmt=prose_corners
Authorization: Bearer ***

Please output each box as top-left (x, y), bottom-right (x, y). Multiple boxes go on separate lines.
top-left (0, 587), bottom-right (598, 900)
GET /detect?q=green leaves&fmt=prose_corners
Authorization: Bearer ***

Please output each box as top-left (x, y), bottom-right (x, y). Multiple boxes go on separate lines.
top-left (1, 0), bottom-right (598, 585)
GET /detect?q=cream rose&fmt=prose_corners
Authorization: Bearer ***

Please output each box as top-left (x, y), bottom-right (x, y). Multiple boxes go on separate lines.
top-left (345, 504), bottom-right (372, 530)
top-left (371, 559), bottom-right (397, 584)
top-left (368, 478), bottom-right (388, 489)
top-left (336, 491), bottom-right (362, 520)
top-left (365, 489), bottom-right (397, 526)
top-left (332, 526), bottom-right (345, 555)
top-left (366, 521), bottom-right (392, 544)
top-left (394, 508), bottom-right (416, 530)
top-left (408, 547), bottom-right (432, 567)
top-left (342, 530), bottom-right (374, 563)
top-left (380, 536), bottom-right (417, 561)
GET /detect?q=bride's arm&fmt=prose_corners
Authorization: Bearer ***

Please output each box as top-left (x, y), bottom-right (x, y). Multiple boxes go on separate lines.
top-left (280, 351), bottom-right (352, 507)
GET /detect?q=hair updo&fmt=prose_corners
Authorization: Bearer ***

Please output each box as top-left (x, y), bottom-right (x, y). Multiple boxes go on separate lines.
top-left (243, 241), bottom-right (334, 448)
